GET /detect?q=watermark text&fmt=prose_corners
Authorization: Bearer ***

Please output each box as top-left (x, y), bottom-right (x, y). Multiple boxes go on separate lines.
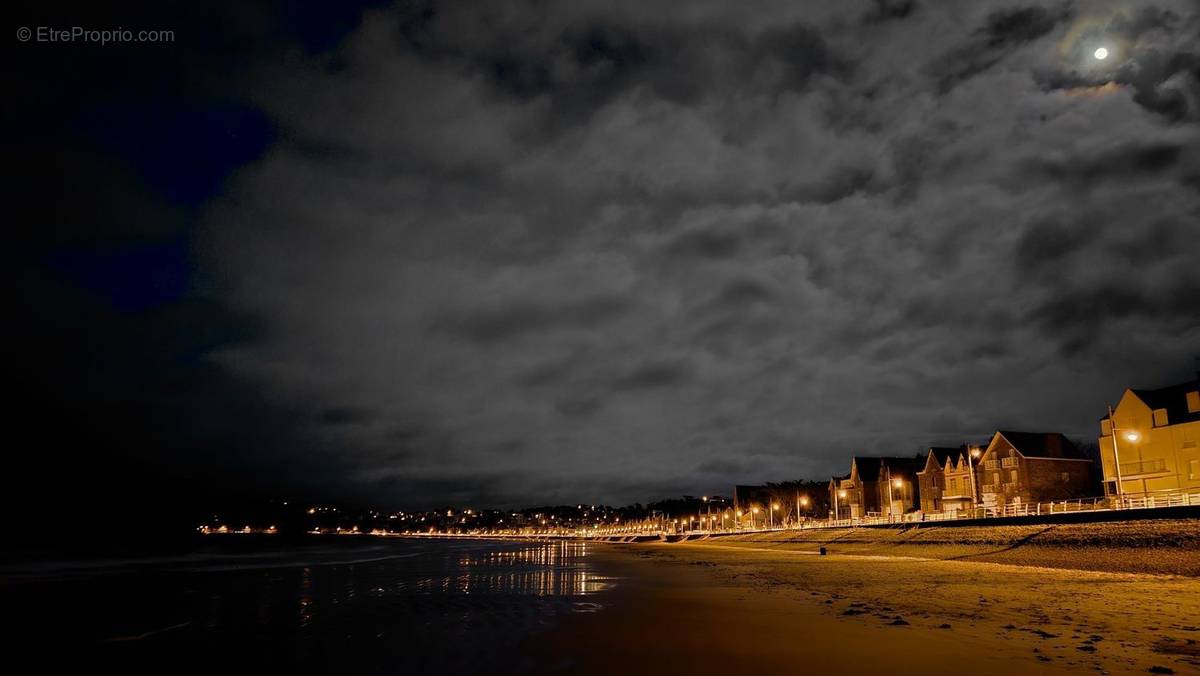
top-left (17, 26), bottom-right (175, 45)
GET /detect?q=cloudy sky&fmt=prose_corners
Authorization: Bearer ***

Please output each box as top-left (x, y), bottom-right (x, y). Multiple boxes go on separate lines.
top-left (12, 0), bottom-right (1200, 515)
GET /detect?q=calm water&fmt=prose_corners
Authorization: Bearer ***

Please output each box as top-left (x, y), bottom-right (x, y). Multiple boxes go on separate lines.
top-left (2, 538), bottom-right (614, 675)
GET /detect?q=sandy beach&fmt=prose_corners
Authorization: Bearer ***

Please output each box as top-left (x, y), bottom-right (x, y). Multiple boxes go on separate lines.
top-left (520, 520), bottom-right (1200, 675)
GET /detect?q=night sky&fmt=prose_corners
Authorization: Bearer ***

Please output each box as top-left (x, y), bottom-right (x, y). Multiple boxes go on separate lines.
top-left (11, 1), bottom-right (1200, 528)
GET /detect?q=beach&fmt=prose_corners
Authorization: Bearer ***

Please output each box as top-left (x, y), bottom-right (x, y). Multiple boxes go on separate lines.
top-left (5, 521), bottom-right (1198, 674)
top-left (522, 520), bottom-right (1200, 675)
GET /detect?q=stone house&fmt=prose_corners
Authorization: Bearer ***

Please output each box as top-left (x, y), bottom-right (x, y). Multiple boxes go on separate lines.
top-left (977, 431), bottom-right (1096, 510)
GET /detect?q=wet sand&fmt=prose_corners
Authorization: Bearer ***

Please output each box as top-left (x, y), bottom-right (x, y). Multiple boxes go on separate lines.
top-left (520, 536), bottom-right (1200, 675)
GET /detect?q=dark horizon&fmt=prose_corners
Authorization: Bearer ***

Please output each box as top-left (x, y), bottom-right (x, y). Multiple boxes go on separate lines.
top-left (11, 1), bottom-right (1200, 534)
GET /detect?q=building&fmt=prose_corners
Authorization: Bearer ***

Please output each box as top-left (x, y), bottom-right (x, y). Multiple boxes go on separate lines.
top-left (1099, 379), bottom-right (1200, 497)
top-left (939, 449), bottom-right (981, 514)
top-left (835, 457), bottom-right (883, 519)
top-left (916, 445), bottom-right (985, 514)
top-left (916, 447), bottom-right (963, 514)
top-left (827, 474), bottom-right (850, 519)
top-left (833, 456), bottom-right (923, 519)
top-left (879, 456), bottom-right (924, 518)
top-left (977, 431), bottom-right (1096, 510)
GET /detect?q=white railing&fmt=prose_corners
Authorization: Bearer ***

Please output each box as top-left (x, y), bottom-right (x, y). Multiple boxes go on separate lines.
top-left (610, 489), bottom-right (1200, 538)
top-left (403, 490), bottom-right (1200, 539)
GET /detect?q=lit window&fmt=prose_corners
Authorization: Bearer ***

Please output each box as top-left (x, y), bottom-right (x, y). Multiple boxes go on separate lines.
top-left (1061, 472), bottom-right (1070, 482)
top-left (1009, 470), bottom-right (1018, 484)
top-left (1153, 409), bottom-right (1169, 427)
top-left (1190, 459), bottom-right (1199, 481)
top-left (1187, 391), bottom-right (1200, 413)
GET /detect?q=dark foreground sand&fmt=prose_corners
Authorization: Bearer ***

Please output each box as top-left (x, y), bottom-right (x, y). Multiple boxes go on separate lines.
top-left (517, 520), bottom-right (1200, 675)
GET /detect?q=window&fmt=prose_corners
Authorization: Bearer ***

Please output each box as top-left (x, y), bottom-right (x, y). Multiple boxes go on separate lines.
top-left (1061, 472), bottom-right (1070, 482)
top-left (949, 478), bottom-right (958, 492)
top-left (1153, 408), bottom-right (1169, 427)
top-left (1190, 459), bottom-right (1199, 481)
top-left (985, 460), bottom-right (998, 470)
top-left (1188, 390), bottom-right (1200, 413)
top-left (1009, 470), bottom-right (1018, 484)
top-left (1101, 419), bottom-right (1113, 436)
top-left (992, 472), bottom-right (1000, 486)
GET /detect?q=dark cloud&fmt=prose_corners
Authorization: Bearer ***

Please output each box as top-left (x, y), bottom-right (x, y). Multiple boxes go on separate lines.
top-left (862, 0), bottom-right (918, 24)
top-left (666, 229), bottom-right (744, 260)
top-left (612, 360), bottom-right (695, 391)
top-left (430, 295), bottom-right (633, 343)
top-left (13, 0), bottom-right (1200, 521)
top-left (931, 5), bottom-right (1072, 93)
top-left (320, 406), bottom-right (376, 426)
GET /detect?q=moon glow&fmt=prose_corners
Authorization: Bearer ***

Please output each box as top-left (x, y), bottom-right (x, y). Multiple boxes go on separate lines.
top-left (1094, 47), bottom-right (1109, 60)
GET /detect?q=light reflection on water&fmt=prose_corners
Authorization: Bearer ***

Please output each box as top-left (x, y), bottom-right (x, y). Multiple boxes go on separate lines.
top-left (446, 540), bottom-right (609, 596)
top-left (6, 539), bottom-right (613, 674)
top-left (295, 540), bottom-right (612, 627)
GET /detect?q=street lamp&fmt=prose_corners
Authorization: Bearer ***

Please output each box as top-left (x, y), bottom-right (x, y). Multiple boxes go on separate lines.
top-left (966, 446), bottom-right (982, 515)
top-left (770, 503), bottom-right (779, 529)
top-left (888, 477), bottom-right (902, 521)
top-left (1107, 406), bottom-right (1139, 506)
top-left (835, 489), bottom-right (847, 521)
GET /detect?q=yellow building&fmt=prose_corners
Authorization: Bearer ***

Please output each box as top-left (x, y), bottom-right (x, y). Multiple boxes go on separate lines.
top-left (1099, 379), bottom-right (1200, 497)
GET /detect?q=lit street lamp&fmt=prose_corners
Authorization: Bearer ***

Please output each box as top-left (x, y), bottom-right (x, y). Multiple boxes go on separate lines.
top-left (1107, 406), bottom-right (1140, 506)
top-left (967, 446), bottom-right (982, 515)
top-left (887, 477), bottom-right (902, 521)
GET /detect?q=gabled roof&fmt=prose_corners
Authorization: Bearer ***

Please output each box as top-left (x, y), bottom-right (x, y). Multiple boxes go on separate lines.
top-left (882, 455), bottom-right (925, 478)
top-left (850, 456), bottom-right (883, 481)
top-left (996, 431), bottom-right (1085, 460)
top-left (852, 456), bottom-right (924, 480)
top-left (1130, 379), bottom-right (1200, 425)
top-left (920, 447), bottom-right (960, 473)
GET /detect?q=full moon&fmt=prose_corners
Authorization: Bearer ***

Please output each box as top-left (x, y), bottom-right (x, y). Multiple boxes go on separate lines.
top-left (1094, 47), bottom-right (1109, 60)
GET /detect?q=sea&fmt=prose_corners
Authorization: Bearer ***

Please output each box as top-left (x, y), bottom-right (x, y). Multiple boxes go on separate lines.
top-left (0, 537), bottom-right (615, 675)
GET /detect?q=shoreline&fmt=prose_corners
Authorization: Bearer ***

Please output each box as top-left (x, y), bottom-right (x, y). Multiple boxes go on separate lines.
top-left (516, 526), bottom-right (1200, 675)
top-left (681, 518), bottom-right (1200, 577)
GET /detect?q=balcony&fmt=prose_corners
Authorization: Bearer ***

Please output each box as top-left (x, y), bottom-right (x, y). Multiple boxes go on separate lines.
top-left (1119, 459), bottom-right (1168, 477)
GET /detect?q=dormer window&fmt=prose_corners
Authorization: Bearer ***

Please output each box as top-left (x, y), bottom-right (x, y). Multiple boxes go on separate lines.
top-left (1153, 408), bottom-right (1169, 427)
top-left (1188, 390), bottom-right (1200, 413)
top-left (1101, 419), bottom-right (1113, 436)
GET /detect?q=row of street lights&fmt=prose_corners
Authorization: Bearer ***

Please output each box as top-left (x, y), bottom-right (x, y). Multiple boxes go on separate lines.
top-left (676, 495), bottom-right (818, 533)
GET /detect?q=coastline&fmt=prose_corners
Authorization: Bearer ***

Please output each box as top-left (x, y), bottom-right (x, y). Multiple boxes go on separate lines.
top-left (677, 517), bottom-right (1200, 576)
top-left (516, 522), bottom-right (1200, 675)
